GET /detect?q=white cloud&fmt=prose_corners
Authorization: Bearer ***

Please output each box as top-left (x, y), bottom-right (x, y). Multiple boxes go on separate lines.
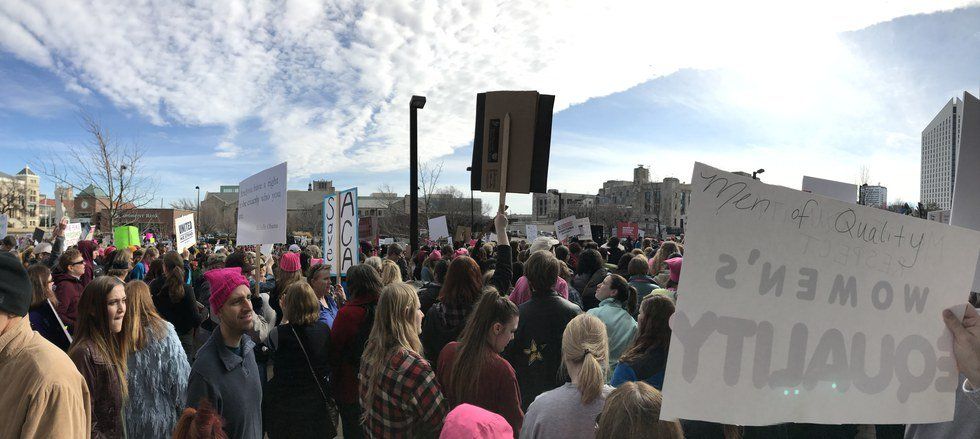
top-left (0, 0), bottom-right (974, 183)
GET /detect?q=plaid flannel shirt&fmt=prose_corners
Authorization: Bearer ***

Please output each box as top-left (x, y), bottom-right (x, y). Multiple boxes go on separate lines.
top-left (359, 347), bottom-right (449, 438)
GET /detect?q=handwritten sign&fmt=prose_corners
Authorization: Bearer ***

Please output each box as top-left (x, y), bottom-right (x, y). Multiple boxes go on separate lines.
top-left (236, 162), bottom-right (287, 245)
top-left (803, 176), bottom-right (857, 204)
top-left (428, 216), bottom-right (450, 241)
top-left (660, 163), bottom-right (980, 425)
top-left (175, 214), bottom-right (196, 253)
top-left (573, 217), bottom-right (593, 241)
top-left (324, 188), bottom-right (359, 276)
top-left (526, 224), bottom-right (539, 239)
top-left (554, 215), bottom-right (577, 241)
top-left (64, 222), bottom-right (82, 248)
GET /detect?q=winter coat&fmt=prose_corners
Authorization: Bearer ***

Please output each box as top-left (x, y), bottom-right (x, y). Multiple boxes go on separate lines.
top-left (186, 327), bottom-right (263, 439)
top-left (149, 277), bottom-right (203, 335)
top-left (265, 322), bottom-right (336, 438)
top-left (78, 240), bottom-right (97, 287)
top-left (572, 268), bottom-right (608, 311)
top-left (70, 339), bottom-right (126, 439)
top-left (628, 274), bottom-right (660, 302)
top-left (330, 291), bottom-right (380, 405)
top-left (52, 271), bottom-right (85, 332)
top-left (418, 281), bottom-right (441, 315)
top-left (437, 342), bottom-right (523, 435)
top-left (126, 321), bottom-right (190, 439)
top-left (586, 298), bottom-right (637, 371)
top-left (0, 318), bottom-right (91, 438)
top-left (609, 346), bottom-right (668, 389)
top-left (28, 300), bottom-right (71, 351)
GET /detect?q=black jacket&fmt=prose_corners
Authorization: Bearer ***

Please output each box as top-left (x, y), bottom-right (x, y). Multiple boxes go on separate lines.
top-left (504, 291), bottom-right (582, 411)
top-left (573, 268), bottom-right (608, 311)
top-left (265, 322), bottom-right (335, 438)
top-left (417, 282), bottom-right (441, 316)
top-left (149, 278), bottom-right (203, 335)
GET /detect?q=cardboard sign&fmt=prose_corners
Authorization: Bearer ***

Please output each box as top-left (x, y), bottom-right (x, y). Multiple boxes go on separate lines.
top-left (236, 162), bottom-right (287, 245)
top-left (32, 227), bottom-right (45, 244)
top-left (175, 214), bottom-right (196, 253)
top-left (526, 224), bottom-right (539, 239)
top-left (0, 214), bottom-right (7, 239)
top-left (113, 226), bottom-right (139, 248)
top-left (554, 215), bottom-right (578, 241)
top-left (660, 163), bottom-right (980, 425)
top-left (428, 216), bottom-right (450, 241)
top-left (454, 226), bottom-right (472, 243)
top-left (324, 188), bottom-right (359, 276)
top-left (616, 221), bottom-right (640, 239)
top-left (573, 217), bottom-right (593, 241)
top-left (803, 176), bottom-right (858, 204)
top-left (951, 91), bottom-right (980, 293)
top-left (64, 223), bottom-right (82, 248)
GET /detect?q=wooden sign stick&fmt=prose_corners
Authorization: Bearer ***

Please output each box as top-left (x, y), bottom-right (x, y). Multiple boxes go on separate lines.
top-left (498, 113), bottom-right (511, 215)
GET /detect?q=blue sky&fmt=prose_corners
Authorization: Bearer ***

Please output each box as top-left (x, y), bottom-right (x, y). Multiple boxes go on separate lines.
top-left (2, 1), bottom-right (979, 214)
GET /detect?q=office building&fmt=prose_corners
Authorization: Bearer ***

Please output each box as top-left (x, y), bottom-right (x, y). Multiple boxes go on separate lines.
top-left (921, 97), bottom-right (961, 210)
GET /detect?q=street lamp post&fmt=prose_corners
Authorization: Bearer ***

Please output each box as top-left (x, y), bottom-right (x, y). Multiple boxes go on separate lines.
top-left (752, 168), bottom-right (765, 180)
top-left (409, 95), bottom-right (426, 257)
top-left (195, 186), bottom-right (200, 231)
top-left (466, 166), bottom-right (474, 237)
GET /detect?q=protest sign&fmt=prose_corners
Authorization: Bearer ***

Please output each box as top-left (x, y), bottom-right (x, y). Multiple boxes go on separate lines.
top-left (802, 176), bottom-right (858, 204)
top-left (573, 217), bottom-right (593, 241)
top-left (525, 224), bottom-right (539, 239)
top-left (428, 216), bottom-right (450, 241)
top-left (660, 162), bottom-right (980, 425)
top-left (324, 188), bottom-right (359, 276)
top-left (175, 214), bottom-right (196, 253)
top-left (236, 162), bottom-right (287, 245)
top-left (113, 226), bottom-right (139, 248)
top-left (0, 214), bottom-right (7, 239)
top-left (64, 222), bottom-right (82, 247)
top-left (951, 91), bottom-right (980, 293)
top-left (32, 227), bottom-right (45, 244)
top-left (554, 215), bottom-right (577, 241)
top-left (616, 221), bottom-right (640, 239)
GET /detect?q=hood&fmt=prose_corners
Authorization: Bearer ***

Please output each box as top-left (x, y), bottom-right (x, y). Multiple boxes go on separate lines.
top-left (52, 271), bottom-right (82, 283)
top-left (78, 240), bottom-right (96, 264)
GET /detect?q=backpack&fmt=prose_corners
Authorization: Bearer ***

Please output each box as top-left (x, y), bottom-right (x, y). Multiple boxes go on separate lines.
top-left (342, 302), bottom-right (377, 372)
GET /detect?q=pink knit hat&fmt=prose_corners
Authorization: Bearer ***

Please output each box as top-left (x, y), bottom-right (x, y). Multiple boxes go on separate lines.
top-left (311, 258), bottom-right (323, 266)
top-left (280, 252), bottom-right (301, 272)
top-left (205, 267), bottom-right (249, 313)
top-left (440, 404), bottom-right (513, 438)
top-left (427, 250), bottom-right (442, 261)
top-left (667, 257), bottom-right (683, 283)
top-left (453, 248), bottom-right (469, 259)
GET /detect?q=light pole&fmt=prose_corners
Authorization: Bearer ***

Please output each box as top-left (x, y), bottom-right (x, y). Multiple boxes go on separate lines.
top-left (466, 166), bottom-right (474, 236)
top-left (752, 168), bottom-right (765, 180)
top-left (548, 189), bottom-right (563, 220)
top-left (409, 95), bottom-right (426, 256)
top-left (195, 186), bottom-right (200, 228)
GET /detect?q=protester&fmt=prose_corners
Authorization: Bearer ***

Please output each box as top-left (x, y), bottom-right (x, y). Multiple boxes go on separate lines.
top-left (595, 381), bottom-right (684, 439)
top-left (78, 239), bottom-right (98, 286)
top-left (610, 294), bottom-right (673, 389)
top-left (418, 259), bottom-right (449, 315)
top-left (68, 275), bottom-right (130, 438)
top-left (150, 251), bottom-right (202, 359)
top-left (359, 282), bottom-right (449, 438)
top-left (187, 267), bottom-right (263, 439)
top-left (508, 253), bottom-right (573, 306)
top-left (439, 404), bottom-right (514, 439)
top-left (27, 264), bottom-right (71, 350)
top-left (107, 249), bottom-right (134, 282)
top-left (265, 282), bottom-right (335, 438)
top-left (271, 252), bottom-right (304, 324)
top-left (307, 263), bottom-right (345, 328)
top-left (0, 235), bottom-right (16, 253)
top-left (506, 250), bottom-right (582, 411)
top-left (145, 257), bottom-right (164, 284)
top-left (123, 280), bottom-right (190, 439)
top-left (330, 263), bottom-right (384, 439)
top-left (423, 213), bottom-right (512, 369)
top-left (648, 241), bottom-right (680, 277)
top-left (53, 248), bottom-right (86, 332)
top-left (380, 258), bottom-right (403, 285)
top-left (365, 255), bottom-right (384, 273)
top-left (521, 314), bottom-right (613, 439)
top-left (627, 256), bottom-right (659, 302)
top-left (30, 217), bottom-right (67, 269)
top-left (386, 242), bottom-right (411, 281)
top-left (130, 246), bottom-right (159, 281)
top-left (665, 257), bottom-right (682, 293)
top-left (572, 249), bottom-right (608, 311)
top-left (587, 273), bottom-right (637, 371)
top-left (173, 400), bottom-right (229, 439)
top-left (0, 252), bottom-right (91, 438)
top-left (420, 250), bottom-right (440, 282)
top-left (437, 290), bottom-right (523, 434)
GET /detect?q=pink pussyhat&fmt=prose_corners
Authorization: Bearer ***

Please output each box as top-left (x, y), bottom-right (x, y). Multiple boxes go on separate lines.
top-left (205, 267), bottom-right (249, 314)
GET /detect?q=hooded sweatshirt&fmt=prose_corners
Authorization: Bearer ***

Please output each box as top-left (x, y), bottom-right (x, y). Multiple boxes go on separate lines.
top-left (52, 271), bottom-right (85, 331)
top-left (77, 240), bottom-right (97, 287)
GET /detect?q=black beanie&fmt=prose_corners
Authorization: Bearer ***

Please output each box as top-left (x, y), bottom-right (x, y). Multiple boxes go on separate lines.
top-left (0, 252), bottom-right (32, 316)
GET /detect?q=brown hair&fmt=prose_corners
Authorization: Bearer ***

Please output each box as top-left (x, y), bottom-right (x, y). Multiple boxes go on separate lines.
top-left (439, 256), bottom-right (482, 308)
top-left (27, 264), bottom-right (57, 308)
top-left (107, 249), bottom-right (133, 278)
top-left (562, 314), bottom-right (608, 404)
top-left (124, 280), bottom-right (167, 351)
top-left (525, 250), bottom-right (560, 296)
top-left (605, 273), bottom-right (638, 316)
top-left (283, 282), bottom-right (320, 326)
top-left (346, 264), bottom-right (383, 299)
top-left (162, 252), bottom-right (187, 302)
top-left (69, 276), bottom-right (130, 396)
top-left (628, 256), bottom-right (649, 277)
top-left (449, 290), bottom-right (519, 404)
top-left (595, 381), bottom-right (684, 438)
top-left (650, 241), bottom-right (680, 275)
top-left (620, 294), bottom-right (674, 364)
top-left (173, 399), bottom-right (228, 439)
top-left (58, 248), bottom-right (82, 272)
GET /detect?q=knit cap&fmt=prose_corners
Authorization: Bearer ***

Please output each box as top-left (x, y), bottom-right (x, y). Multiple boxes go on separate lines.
top-left (204, 267), bottom-right (249, 313)
top-left (427, 250), bottom-right (442, 261)
top-left (280, 252), bottom-right (301, 272)
top-left (440, 404), bottom-right (513, 439)
top-left (0, 252), bottom-right (31, 317)
top-left (666, 257), bottom-right (683, 283)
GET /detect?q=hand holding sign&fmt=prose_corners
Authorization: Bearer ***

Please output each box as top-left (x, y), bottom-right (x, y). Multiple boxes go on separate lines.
top-left (943, 306), bottom-right (980, 389)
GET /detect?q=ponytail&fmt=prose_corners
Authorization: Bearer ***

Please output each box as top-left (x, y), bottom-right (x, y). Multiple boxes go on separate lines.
top-left (562, 314), bottom-right (609, 404)
top-left (163, 252), bottom-right (186, 303)
top-left (607, 274), bottom-right (638, 315)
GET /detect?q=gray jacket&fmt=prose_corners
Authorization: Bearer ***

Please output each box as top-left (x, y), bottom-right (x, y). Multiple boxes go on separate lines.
top-left (186, 326), bottom-right (263, 439)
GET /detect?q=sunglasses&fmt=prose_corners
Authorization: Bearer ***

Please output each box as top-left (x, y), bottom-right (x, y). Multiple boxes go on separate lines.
top-left (70, 260), bottom-right (85, 266)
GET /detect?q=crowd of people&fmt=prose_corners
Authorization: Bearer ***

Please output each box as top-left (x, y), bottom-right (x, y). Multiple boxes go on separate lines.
top-left (1, 213), bottom-right (979, 438)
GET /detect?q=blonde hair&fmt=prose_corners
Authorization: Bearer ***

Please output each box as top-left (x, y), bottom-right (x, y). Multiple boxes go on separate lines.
top-left (283, 282), bottom-right (320, 326)
top-left (595, 381), bottom-right (684, 438)
top-left (364, 256), bottom-right (384, 274)
top-left (359, 282), bottom-right (423, 422)
top-left (124, 280), bottom-right (167, 352)
top-left (379, 259), bottom-right (402, 286)
top-left (562, 314), bottom-right (608, 404)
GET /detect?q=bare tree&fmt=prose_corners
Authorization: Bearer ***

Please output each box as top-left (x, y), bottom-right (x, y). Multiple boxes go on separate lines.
top-left (34, 115), bottom-right (156, 231)
top-left (0, 178), bottom-right (27, 217)
top-left (419, 160), bottom-right (444, 221)
top-left (170, 198), bottom-right (197, 211)
top-left (375, 184), bottom-right (408, 238)
top-left (859, 165), bottom-right (871, 186)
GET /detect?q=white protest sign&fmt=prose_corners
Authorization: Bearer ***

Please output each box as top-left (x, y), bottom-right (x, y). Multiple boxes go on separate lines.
top-left (660, 162), bottom-right (980, 425)
top-left (573, 217), bottom-right (593, 241)
top-left (324, 188), bottom-right (359, 276)
top-left (802, 176), bottom-right (857, 204)
top-left (638, 229), bottom-right (646, 238)
top-left (63, 222), bottom-right (82, 247)
top-left (236, 162), bottom-right (287, 245)
top-left (175, 214), bottom-right (196, 253)
top-left (428, 216), bottom-right (450, 241)
top-left (526, 224), bottom-right (538, 239)
top-left (951, 91), bottom-right (980, 293)
top-left (554, 215), bottom-right (577, 241)
top-left (0, 214), bottom-right (7, 239)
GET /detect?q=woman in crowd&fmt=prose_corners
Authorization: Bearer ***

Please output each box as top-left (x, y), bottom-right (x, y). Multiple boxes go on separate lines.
top-left (77, 240), bottom-right (98, 286)
top-left (587, 274), bottom-right (637, 371)
top-left (665, 257), bottom-right (683, 294)
top-left (359, 282), bottom-right (449, 438)
top-left (124, 280), bottom-right (190, 439)
top-left (418, 259), bottom-right (448, 315)
top-left (648, 241), bottom-right (680, 277)
top-left (615, 253), bottom-right (633, 278)
top-left (380, 258), bottom-right (402, 285)
top-left (265, 282), bottom-right (335, 438)
top-left (68, 276), bottom-right (130, 438)
top-left (521, 314), bottom-right (613, 439)
top-left (53, 248), bottom-right (86, 332)
top-left (364, 256), bottom-right (384, 273)
top-left (436, 290), bottom-right (523, 433)
top-left (572, 249), bottom-right (608, 311)
top-left (330, 264), bottom-right (384, 439)
top-left (172, 400), bottom-right (228, 439)
top-left (144, 258), bottom-right (164, 284)
top-left (106, 249), bottom-right (133, 282)
top-left (150, 252), bottom-right (202, 360)
top-left (306, 263), bottom-right (345, 328)
top-left (270, 252), bottom-right (304, 324)
top-left (610, 294), bottom-right (673, 389)
top-left (627, 256), bottom-right (659, 303)
top-left (595, 381), bottom-right (684, 439)
top-left (27, 264), bottom-right (71, 350)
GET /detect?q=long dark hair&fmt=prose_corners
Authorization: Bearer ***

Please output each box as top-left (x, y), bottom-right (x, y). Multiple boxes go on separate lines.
top-left (346, 264), bottom-right (383, 300)
top-left (606, 274), bottom-right (638, 315)
top-left (162, 252), bottom-right (187, 302)
top-left (577, 249), bottom-right (604, 276)
top-left (620, 294), bottom-right (674, 364)
top-left (449, 290), bottom-right (519, 403)
top-left (439, 256), bottom-right (482, 309)
top-left (69, 276), bottom-right (130, 396)
top-left (28, 264), bottom-right (57, 308)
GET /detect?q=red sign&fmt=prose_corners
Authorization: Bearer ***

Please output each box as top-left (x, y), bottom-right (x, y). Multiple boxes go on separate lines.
top-left (616, 221), bottom-right (639, 239)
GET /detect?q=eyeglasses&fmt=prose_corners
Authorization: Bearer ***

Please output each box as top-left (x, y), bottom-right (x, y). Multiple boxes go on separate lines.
top-left (70, 260), bottom-right (85, 266)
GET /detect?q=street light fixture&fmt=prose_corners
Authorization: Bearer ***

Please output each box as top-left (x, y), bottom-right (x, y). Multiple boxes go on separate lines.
top-left (752, 169), bottom-right (765, 180)
top-left (409, 95), bottom-right (426, 256)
